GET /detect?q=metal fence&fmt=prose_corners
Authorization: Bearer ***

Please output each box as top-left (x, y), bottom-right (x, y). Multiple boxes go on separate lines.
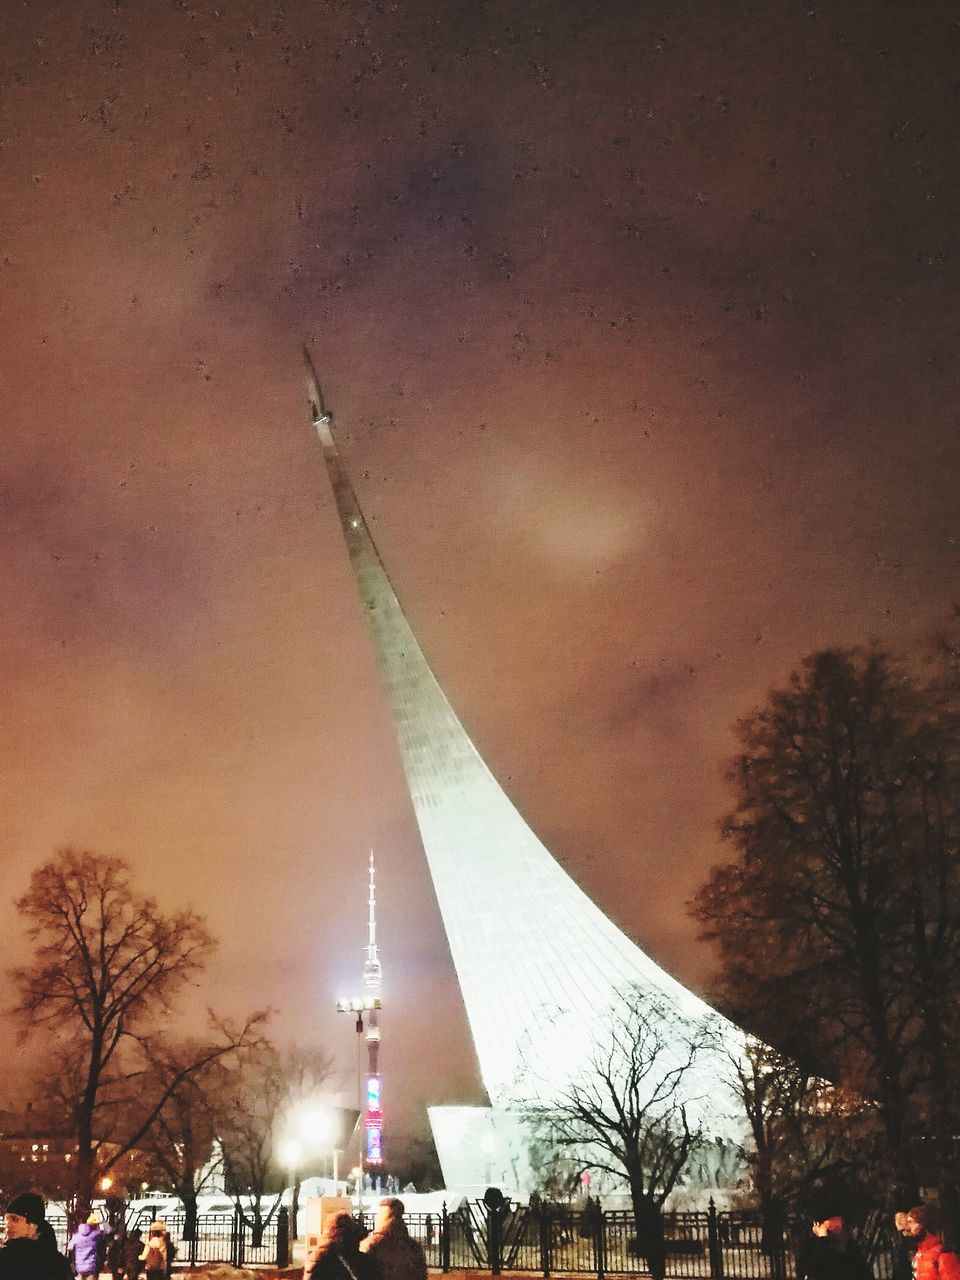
top-left (0, 1205), bottom-right (290, 1269)
top-left (1, 1207), bottom-right (287, 1263)
top-left (126, 1204), bottom-right (288, 1269)
top-left (24, 1198), bottom-right (901, 1277)
top-left (399, 1200), bottom-right (901, 1279)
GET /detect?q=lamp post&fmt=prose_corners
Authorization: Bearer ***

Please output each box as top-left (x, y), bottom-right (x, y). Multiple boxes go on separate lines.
top-left (300, 1108), bottom-right (344, 1196)
top-left (99, 1177), bottom-right (124, 1245)
top-left (280, 1139), bottom-right (303, 1242)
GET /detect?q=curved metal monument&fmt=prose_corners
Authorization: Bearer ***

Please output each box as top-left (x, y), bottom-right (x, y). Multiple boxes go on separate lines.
top-left (305, 357), bottom-right (745, 1190)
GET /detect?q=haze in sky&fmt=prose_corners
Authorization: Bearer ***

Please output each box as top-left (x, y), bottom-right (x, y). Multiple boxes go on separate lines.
top-left (0, 0), bottom-right (957, 1133)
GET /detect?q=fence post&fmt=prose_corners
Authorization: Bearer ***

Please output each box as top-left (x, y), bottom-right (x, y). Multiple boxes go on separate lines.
top-left (437, 1198), bottom-right (450, 1269)
top-left (441, 1201), bottom-right (450, 1273)
top-left (707, 1199), bottom-right (725, 1280)
top-left (770, 1205), bottom-right (786, 1280)
top-left (189, 1221), bottom-right (198, 1269)
top-left (593, 1205), bottom-right (605, 1280)
top-left (487, 1201), bottom-right (502, 1275)
top-left (231, 1206), bottom-right (242, 1268)
top-left (538, 1202), bottom-right (551, 1278)
top-left (276, 1206), bottom-right (290, 1269)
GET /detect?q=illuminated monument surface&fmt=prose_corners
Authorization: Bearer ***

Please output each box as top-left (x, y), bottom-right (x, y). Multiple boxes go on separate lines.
top-left (307, 370), bottom-right (746, 1193)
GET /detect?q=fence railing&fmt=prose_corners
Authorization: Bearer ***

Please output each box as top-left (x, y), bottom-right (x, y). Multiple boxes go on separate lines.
top-left (2, 1205), bottom-right (289, 1266)
top-left (124, 1203), bottom-right (290, 1270)
top-left (26, 1198), bottom-right (901, 1277)
top-left (399, 1200), bottom-right (901, 1279)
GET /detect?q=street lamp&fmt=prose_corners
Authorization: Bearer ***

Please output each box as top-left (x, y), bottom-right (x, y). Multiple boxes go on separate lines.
top-left (279, 1139), bottom-right (303, 1240)
top-left (98, 1176), bottom-right (123, 1239)
top-left (301, 1108), bottom-right (342, 1195)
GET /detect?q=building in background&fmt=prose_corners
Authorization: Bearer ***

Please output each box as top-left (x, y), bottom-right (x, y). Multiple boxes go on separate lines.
top-left (0, 1105), bottom-right (152, 1201)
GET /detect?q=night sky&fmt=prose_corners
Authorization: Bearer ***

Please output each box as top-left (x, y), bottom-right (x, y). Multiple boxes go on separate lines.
top-left (1, 0), bottom-right (958, 1136)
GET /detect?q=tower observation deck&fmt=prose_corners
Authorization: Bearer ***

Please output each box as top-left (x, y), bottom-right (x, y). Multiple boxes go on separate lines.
top-left (306, 359), bottom-right (745, 1190)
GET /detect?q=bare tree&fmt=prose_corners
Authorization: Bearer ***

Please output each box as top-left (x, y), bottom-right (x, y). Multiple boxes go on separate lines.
top-left (691, 645), bottom-right (960, 1210)
top-left (220, 1043), bottom-right (334, 1245)
top-left (528, 988), bottom-right (715, 1280)
top-left (142, 1038), bottom-right (266, 1241)
top-left (10, 849), bottom-right (265, 1216)
top-left (730, 1039), bottom-right (883, 1268)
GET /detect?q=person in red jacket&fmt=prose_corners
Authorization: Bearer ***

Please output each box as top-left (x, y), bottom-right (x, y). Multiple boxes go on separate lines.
top-left (902, 1205), bottom-right (960, 1280)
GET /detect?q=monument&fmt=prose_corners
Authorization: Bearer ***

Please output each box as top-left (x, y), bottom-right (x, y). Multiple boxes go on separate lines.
top-left (305, 358), bottom-right (746, 1193)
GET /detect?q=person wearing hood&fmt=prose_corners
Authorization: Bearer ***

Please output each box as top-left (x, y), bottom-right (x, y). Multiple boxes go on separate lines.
top-left (0, 1192), bottom-right (72, 1280)
top-left (68, 1214), bottom-right (110, 1280)
top-left (139, 1220), bottom-right (174, 1280)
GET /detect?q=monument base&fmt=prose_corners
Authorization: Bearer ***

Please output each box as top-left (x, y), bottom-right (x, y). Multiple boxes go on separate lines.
top-left (428, 1106), bottom-right (536, 1195)
top-left (428, 1105), bottom-right (747, 1206)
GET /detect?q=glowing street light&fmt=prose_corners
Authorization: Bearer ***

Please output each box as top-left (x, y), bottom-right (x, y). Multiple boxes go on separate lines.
top-left (279, 1138), bottom-right (303, 1241)
top-left (300, 1109), bottom-right (344, 1193)
top-left (280, 1138), bottom-right (303, 1168)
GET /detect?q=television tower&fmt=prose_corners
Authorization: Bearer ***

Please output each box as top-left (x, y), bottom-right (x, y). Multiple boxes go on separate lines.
top-left (336, 851), bottom-right (384, 1171)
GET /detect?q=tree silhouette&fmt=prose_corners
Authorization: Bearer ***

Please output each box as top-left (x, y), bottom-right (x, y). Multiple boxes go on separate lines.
top-left (142, 1036), bottom-right (267, 1241)
top-left (729, 1038), bottom-right (884, 1269)
top-left (10, 849), bottom-right (264, 1217)
top-left (692, 645), bottom-right (960, 1211)
top-left (220, 1043), bottom-right (334, 1245)
top-left (528, 988), bottom-right (717, 1280)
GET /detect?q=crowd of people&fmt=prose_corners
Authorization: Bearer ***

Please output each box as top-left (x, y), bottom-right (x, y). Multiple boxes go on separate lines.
top-left (0, 1189), bottom-right (421, 1280)
top-left (1, 1188), bottom-right (958, 1280)
top-left (0, 1196), bottom-right (175, 1280)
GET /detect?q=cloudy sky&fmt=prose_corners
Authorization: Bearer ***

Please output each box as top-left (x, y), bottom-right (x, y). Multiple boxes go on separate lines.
top-left (1, 0), bottom-right (957, 1134)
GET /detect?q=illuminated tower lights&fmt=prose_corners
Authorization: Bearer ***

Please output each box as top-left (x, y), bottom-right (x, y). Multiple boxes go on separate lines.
top-left (336, 851), bottom-right (384, 1169)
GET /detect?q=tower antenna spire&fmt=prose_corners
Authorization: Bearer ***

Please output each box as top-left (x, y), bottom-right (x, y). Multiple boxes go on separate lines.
top-left (365, 849), bottom-right (381, 990)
